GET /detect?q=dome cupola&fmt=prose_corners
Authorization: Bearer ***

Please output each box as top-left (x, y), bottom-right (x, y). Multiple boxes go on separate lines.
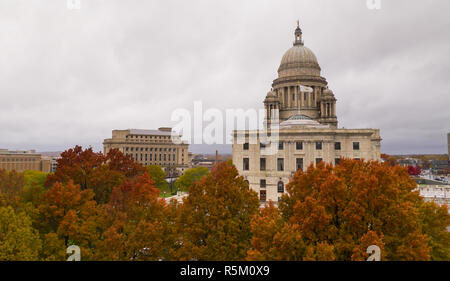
top-left (277, 21), bottom-right (321, 78)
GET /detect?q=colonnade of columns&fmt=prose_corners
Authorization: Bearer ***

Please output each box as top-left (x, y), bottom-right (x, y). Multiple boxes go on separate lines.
top-left (320, 101), bottom-right (336, 117)
top-left (276, 86), bottom-right (318, 109)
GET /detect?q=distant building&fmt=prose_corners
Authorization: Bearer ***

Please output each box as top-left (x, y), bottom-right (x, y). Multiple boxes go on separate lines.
top-left (41, 156), bottom-right (60, 173)
top-left (0, 149), bottom-right (51, 173)
top-left (415, 178), bottom-right (450, 208)
top-left (398, 158), bottom-right (419, 167)
top-left (103, 127), bottom-right (190, 174)
top-left (191, 151), bottom-right (232, 171)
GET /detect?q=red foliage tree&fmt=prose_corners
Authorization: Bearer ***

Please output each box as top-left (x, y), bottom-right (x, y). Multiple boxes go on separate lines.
top-left (45, 146), bottom-right (146, 203)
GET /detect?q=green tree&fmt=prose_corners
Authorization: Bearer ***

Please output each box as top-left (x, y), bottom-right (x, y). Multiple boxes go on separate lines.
top-left (175, 167), bottom-right (209, 192)
top-left (418, 201), bottom-right (450, 260)
top-left (22, 170), bottom-right (48, 207)
top-left (0, 206), bottom-right (42, 260)
top-left (146, 165), bottom-right (167, 190)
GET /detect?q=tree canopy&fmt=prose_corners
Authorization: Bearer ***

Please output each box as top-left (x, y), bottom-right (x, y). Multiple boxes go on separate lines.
top-left (0, 149), bottom-right (448, 261)
top-left (175, 167), bottom-right (210, 192)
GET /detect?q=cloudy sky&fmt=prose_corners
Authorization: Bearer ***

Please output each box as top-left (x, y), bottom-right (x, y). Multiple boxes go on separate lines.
top-left (0, 0), bottom-right (449, 154)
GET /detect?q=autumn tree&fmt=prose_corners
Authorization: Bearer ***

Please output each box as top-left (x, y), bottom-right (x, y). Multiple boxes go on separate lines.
top-left (0, 169), bottom-right (25, 207)
top-left (37, 180), bottom-right (103, 260)
top-left (45, 146), bottom-right (145, 203)
top-left (417, 201), bottom-right (450, 260)
top-left (408, 166), bottom-right (422, 176)
top-left (0, 206), bottom-right (42, 260)
top-left (45, 146), bottom-right (105, 189)
top-left (247, 202), bottom-right (306, 261)
top-left (381, 153), bottom-right (397, 166)
top-left (95, 173), bottom-right (177, 261)
top-left (266, 159), bottom-right (449, 261)
top-left (178, 161), bottom-right (259, 261)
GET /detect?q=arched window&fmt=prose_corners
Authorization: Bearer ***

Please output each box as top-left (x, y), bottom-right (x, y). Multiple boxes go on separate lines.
top-left (277, 181), bottom-right (284, 193)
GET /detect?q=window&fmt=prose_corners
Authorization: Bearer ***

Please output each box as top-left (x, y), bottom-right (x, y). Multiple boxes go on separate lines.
top-left (304, 92), bottom-right (307, 100)
top-left (277, 158), bottom-right (284, 171)
top-left (315, 158), bottom-right (323, 165)
top-left (260, 158), bottom-right (266, 171)
top-left (278, 141), bottom-right (284, 150)
top-left (244, 180), bottom-right (250, 190)
top-left (296, 141), bottom-right (303, 150)
top-left (335, 142), bottom-right (341, 150)
top-left (243, 143), bottom-right (249, 150)
top-left (353, 142), bottom-right (360, 150)
top-left (296, 158), bottom-right (303, 171)
top-left (277, 181), bottom-right (284, 193)
top-left (260, 179), bottom-right (266, 188)
top-left (260, 143), bottom-right (266, 149)
top-left (243, 158), bottom-right (249, 171)
top-left (316, 142), bottom-right (322, 150)
top-left (260, 190), bottom-right (266, 202)
top-left (335, 158), bottom-right (340, 165)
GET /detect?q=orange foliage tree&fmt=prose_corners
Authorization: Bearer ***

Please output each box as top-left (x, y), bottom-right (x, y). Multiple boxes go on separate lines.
top-left (95, 173), bottom-right (179, 261)
top-left (177, 161), bottom-right (260, 261)
top-left (249, 159), bottom-right (449, 261)
top-left (37, 180), bottom-right (103, 260)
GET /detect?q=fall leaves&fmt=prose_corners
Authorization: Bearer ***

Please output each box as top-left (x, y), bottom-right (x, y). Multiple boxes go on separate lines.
top-left (0, 147), bottom-right (449, 261)
top-left (251, 159), bottom-right (450, 261)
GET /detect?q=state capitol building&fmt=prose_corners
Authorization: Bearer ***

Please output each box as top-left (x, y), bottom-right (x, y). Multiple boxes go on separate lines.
top-left (233, 23), bottom-right (382, 203)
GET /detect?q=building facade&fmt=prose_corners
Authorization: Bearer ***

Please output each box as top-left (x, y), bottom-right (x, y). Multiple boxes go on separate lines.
top-left (0, 149), bottom-right (51, 173)
top-left (232, 23), bottom-right (382, 203)
top-left (415, 184), bottom-right (450, 208)
top-left (103, 127), bottom-right (190, 174)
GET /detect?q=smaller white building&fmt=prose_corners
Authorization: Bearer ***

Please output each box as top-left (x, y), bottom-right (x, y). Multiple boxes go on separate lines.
top-left (415, 184), bottom-right (450, 208)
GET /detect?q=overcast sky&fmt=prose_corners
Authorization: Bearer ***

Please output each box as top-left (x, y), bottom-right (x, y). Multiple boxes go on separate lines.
top-left (0, 0), bottom-right (449, 155)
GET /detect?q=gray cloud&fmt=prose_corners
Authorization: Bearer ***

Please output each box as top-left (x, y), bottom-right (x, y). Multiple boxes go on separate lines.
top-left (0, 0), bottom-right (449, 154)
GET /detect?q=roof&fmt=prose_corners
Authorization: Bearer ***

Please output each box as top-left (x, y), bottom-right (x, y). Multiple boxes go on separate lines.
top-left (129, 129), bottom-right (173, 136)
top-left (280, 114), bottom-right (329, 129)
